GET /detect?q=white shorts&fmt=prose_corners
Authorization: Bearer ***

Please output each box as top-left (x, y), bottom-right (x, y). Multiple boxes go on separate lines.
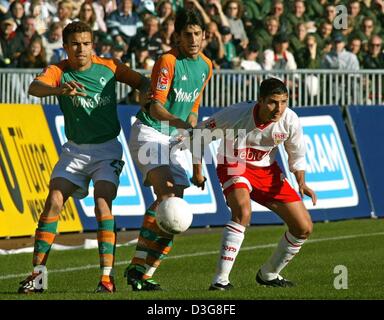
top-left (51, 138), bottom-right (124, 199)
top-left (129, 119), bottom-right (190, 188)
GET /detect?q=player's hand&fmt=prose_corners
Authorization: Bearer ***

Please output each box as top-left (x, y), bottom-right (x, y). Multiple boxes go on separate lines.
top-left (190, 174), bottom-right (207, 190)
top-left (59, 81), bottom-right (86, 96)
top-left (299, 184), bottom-right (317, 206)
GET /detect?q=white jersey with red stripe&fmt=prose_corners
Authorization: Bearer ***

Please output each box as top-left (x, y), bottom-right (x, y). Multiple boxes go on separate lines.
top-left (196, 101), bottom-right (306, 172)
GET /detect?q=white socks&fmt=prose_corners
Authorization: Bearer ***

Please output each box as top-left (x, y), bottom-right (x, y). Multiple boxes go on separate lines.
top-left (212, 221), bottom-right (245, 285)
top-left (260, 231), bottom-right (306, 280)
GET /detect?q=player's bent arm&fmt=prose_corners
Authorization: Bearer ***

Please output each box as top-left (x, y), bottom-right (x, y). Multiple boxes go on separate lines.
top-left (28, 80), bottom-right (62, 97)
top-left (149, 101), bottom-right (191, 130)
top-left (28, 80), bottom-right (86, 97)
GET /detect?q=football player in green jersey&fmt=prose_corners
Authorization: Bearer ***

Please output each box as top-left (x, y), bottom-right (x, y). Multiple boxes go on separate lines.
top-left (18, 21), bottom-right (150, 294)
top-left (124, 8), bottom-right (211, 291)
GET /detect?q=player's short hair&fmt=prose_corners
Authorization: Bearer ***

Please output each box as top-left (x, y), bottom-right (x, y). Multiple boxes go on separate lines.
top-left (62, 21), bottom-right (93, 45)
top-left (174, 8), bottom-right (205, 34)
top-left (259, 78), bottom-right (288, 98)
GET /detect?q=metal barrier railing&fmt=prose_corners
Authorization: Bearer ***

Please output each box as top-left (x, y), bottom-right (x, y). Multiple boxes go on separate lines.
top-left (0, 68), bottom-right (383, 107)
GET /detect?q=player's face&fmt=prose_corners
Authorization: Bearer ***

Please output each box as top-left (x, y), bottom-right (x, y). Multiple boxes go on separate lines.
top-left (177, 24), bottom-right (204, 59)
top-left (259, 93), bottom-right (288, 122)
top-left (64, 32), bottom-right (93, 71)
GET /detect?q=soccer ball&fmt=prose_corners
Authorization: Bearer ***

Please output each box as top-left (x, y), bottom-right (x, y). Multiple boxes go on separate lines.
top-left (156, 197), bottom-right (193, 234)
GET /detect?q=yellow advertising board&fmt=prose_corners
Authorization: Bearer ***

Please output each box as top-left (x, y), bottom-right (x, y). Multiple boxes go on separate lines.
top-left (0, 104), bottom-right (83, 237)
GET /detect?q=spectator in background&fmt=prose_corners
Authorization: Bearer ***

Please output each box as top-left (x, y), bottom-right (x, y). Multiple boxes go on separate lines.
top-left (9, 0), bottom-right (25, 29)
top-left (296, 33), bottom-right (321, 69)
top-left (0, 14), bottom-right (24, 67)
top-left (240, 42), bottom-right (262, 70)
top-left (156, 0), bottom-right (174, 24)
top-left (77, 1), bottom-right (100, 31)
top-left (92, 0), bottom-right (116, 33)
top-left (268, 0), bottom-right (290, 34)
top-left (254, 16), bottom-right (279, 52)
top-left (362, 35), bottom-right (384, 69)
top-left (184, 0), bottom-right (211, 25)
top-left (129, 14), bottom-right (163, 61)
top-left (286, 0), bottom-right (310, 34)
top-left (17, 36), bottom-right (47, 68)
top-left (223, 0), bottom-right (248, 51)
top-left (160, 15), bottom-right (175, 53)
top-left (53, 0), bottom-right (73, 28)
top-left (290, 22), bottom-right (308, 58)
top-left (219, 25), bottom-right (237, 69)
top-left (202, 20), bottom-right (224, 69)
top-left (106, 0), bottom-right (142, 47)
top-left (28, 0), bottom-right (50, 35)
top-left (204, 0), bottom-right (230, 29)
top-left (96, 33), bottom-right (114, 58)
top-left (321, 33), bottom-right (360, 70)
top-left (111, 43), bottom-right (125, 62)
top-left (15, 15), bottom-right (40, 49)
top-left (42, 22), bottom-right (63, 64)
top-left (347, 36), bottom-right (364, 65)
top-left (353, 17), bottom-right (376, 51)
top-left (263, 33), bottom-right (297, 71)
top-left (316, 21), bottom-right (333, 52)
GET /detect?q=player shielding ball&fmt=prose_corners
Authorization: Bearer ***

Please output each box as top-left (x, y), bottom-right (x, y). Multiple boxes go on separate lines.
top-left (190, 78), bottom-right (317, 290)
top-left (18, 21), bottom-right (150, 294)
top-left (124, 8), bottom-right (211, 291)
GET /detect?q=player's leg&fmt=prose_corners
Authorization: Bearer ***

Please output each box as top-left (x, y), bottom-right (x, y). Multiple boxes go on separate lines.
top-left (126, 165), bottom-right (185, 291)
top-left (93, 180), bottom-right (118, 293)
top-left (18, 178), bottom-right (78, 293)
top-left (209, 187), bottom-right (250, 290)
top-left (257, 200), bottom-right (313, 287)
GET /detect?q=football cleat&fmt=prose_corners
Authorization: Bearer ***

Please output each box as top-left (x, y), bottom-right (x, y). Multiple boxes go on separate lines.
top-left (209, 282), bottom-right (234, 291)
top-left (18, 272), bottom-right (44, 294)
top-left (94, 280), bottom-right (116, 293)
top-left (256, 270), bottom-right (295, 287)
top-left (124, 264), bottom-right (162, 291)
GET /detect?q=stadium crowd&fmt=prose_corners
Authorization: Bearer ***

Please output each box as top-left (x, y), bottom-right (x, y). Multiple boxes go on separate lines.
top-left (0, 0), bottom-right (384, 71)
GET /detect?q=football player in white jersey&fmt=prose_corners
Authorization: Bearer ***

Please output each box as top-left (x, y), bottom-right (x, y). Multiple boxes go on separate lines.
top-left (190, 77), bottom-right (317, 290)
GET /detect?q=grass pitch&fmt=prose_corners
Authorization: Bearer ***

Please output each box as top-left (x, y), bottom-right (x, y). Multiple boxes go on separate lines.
top-left (0, 218), bottom-right (383, 300)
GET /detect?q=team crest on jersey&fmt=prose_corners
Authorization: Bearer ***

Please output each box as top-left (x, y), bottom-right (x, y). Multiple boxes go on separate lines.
top-left (157, 67), bottom-right (169, 90)
top-left (202, 72), bottom-right (206, 83)
top-left (273, 132), bottom-right (287, 145)
top-left (99, 77), bottom-right (107, 86)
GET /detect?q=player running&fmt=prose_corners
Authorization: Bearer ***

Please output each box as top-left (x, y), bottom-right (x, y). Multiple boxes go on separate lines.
top-left (18, 21), bottom-right (150, 294)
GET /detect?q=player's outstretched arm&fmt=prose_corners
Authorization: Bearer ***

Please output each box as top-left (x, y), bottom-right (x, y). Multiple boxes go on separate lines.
top-left (28, 80), bottom-right (87, 98)
top-left (294, 170), bottom-right (317, 206)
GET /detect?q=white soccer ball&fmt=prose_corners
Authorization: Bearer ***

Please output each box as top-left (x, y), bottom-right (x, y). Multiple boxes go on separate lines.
top-left (156, 197), bottom-right (193, 234)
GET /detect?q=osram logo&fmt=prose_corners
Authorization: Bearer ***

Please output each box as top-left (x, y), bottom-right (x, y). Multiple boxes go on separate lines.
top-left (279, 115), bottom-right (358, 209)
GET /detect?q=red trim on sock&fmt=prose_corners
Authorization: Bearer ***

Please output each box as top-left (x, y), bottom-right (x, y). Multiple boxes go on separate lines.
top-left (284, 231), bottom-right (302, 247)
top-left (226, 224), bottom-right (244, 234)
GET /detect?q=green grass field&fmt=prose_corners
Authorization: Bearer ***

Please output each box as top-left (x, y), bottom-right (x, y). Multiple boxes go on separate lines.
top-left (0, 218), bottom-right (383, 300)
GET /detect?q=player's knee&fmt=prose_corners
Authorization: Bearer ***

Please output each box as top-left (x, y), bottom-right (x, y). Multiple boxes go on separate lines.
top-left (45, 192), bottom-right (64, 214)
top-left (230, 203), bottom-right (251, 225)
top-left (292, 221), bottom-right (313, 239)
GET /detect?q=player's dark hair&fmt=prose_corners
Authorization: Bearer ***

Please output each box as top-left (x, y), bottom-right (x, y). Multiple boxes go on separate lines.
top-left (259, 78), bottom-right (288, 98)
top-left (62, 21), bottom-right (93, 45)
top-left (174, 8), bottom-right (205, 34)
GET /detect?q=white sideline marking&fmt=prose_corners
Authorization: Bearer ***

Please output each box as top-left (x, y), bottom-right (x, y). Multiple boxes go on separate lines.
top-left (1, 231), bottom-right (384, 281)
